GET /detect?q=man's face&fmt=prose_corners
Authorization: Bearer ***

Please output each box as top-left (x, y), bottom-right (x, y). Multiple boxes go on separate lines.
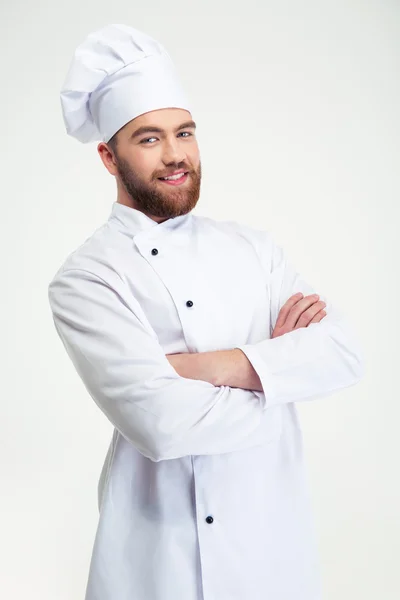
top-left (103, 108), bottom-right (202, 222)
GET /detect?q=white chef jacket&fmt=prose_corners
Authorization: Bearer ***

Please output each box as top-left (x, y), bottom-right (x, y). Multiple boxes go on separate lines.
top-left (48, 201), bottom-right (364, 600)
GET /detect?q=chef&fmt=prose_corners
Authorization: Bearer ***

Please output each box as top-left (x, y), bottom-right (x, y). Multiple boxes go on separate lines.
top-left (49, 23), bottom-right (365, 600)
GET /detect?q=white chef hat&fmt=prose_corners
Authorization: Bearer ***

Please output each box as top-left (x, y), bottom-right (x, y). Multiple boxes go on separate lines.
top-left (60, 24), bottom-right (192, 144)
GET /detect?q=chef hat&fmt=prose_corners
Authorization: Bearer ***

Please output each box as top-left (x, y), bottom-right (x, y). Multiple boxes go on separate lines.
top-left (60, 24), bottom-right (192, 144)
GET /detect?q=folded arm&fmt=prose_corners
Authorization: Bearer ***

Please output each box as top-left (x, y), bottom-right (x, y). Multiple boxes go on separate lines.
top-left (167, 233), bottom-right (365, 406)
top-left (236, 233), bottom-right (365, 406)
top-left (48, 268), bottom-right (278, 463)
top-left (166, 348), bottom-right (263, 391)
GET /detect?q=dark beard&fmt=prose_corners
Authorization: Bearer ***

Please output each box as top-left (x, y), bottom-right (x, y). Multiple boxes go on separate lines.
top-left (114, 153), bottom-right (202, 219)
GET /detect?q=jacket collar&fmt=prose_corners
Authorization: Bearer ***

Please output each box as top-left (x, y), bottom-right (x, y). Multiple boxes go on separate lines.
top-left (107, 201), bottom-right (192, 238)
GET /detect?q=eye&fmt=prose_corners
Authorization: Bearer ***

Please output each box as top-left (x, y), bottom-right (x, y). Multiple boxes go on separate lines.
top-left (139, 131), bottom-right (194, 144)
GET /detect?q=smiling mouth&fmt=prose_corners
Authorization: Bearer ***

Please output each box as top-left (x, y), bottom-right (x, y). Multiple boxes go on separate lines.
top-left (157, 172), bottom-right (189, 185)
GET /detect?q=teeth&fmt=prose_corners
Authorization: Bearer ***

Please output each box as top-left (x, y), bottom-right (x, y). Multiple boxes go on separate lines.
top-left (161, 172), bottom-right (186, 180)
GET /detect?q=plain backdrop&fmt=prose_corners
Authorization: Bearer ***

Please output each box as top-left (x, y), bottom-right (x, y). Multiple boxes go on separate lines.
top-left (1, 1), bottom-right (399, 598)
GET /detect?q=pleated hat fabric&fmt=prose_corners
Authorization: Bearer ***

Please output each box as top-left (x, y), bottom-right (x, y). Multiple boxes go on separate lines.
top-left (60, 24), bottom-right (192, 143)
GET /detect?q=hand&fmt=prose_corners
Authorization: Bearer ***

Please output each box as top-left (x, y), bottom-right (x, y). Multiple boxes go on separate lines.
top-left (271, 292), bottom-right (327, 339)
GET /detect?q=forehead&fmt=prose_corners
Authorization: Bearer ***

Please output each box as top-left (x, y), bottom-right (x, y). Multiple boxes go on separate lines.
top-left (129, 107), bottom-right (193, 129)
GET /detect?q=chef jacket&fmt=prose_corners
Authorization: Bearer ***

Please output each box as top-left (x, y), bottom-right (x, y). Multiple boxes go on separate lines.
top-left (48, 201), bottom-right (365, 600)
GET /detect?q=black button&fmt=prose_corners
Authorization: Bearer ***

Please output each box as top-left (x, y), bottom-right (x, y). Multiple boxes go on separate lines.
top-left (205, 516), bottom-right (214, 524)
top-left (186, 300), bottom-right (194, 307)
top-left (151, 248), bottom-right (158, 255)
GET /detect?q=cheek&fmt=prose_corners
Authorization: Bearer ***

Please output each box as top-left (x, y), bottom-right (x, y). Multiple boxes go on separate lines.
top-left (131, 150), bottom-right (160, 179)
top-left (187, 143), bottom-right (200, 166)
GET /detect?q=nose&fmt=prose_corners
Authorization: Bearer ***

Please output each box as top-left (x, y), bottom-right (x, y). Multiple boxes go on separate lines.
top-left (162, 136), bottom-right (186, 165)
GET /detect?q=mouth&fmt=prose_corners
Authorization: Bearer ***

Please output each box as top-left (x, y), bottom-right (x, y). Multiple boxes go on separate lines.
top-left (157, 171), bottom-right (189, 186)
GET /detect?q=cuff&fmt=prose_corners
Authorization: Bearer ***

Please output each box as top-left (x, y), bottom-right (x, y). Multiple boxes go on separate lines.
top-left (235, 343), bottom-right (278, 410)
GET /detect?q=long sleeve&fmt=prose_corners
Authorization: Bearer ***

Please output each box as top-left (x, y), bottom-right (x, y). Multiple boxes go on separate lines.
top-left (236, 233), bottom-right (365, 408)
top-left (48, 268), bottom-right (281, 462)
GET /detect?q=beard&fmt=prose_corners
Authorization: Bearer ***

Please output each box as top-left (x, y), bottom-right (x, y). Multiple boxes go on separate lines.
top-left (113, 153), bottom-right (202, 219)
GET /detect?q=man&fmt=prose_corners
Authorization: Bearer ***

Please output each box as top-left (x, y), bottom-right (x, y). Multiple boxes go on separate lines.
top-left (49, 24), bottom-right (365, 600)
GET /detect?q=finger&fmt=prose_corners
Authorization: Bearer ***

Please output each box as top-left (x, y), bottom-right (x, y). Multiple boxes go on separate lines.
top-left (274, 293), bottom-right (304, 329)
top-left (309, 309), bottom-right (327, 324)
top-left (285, 294), bottom-right (320, 329)
top-left (294, 303), bottom-right (326, 329)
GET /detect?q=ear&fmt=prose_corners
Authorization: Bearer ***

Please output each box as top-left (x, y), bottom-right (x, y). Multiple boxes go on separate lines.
top-left (97, 142), bottom-right (118, 176)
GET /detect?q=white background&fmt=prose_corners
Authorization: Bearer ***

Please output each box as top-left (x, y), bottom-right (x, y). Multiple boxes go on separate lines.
top-left (1, 1), bottom-right (398, 598)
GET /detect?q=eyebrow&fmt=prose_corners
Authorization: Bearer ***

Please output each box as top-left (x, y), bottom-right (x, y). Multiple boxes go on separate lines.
top-left (129, 120), bottom-right (197, 140)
